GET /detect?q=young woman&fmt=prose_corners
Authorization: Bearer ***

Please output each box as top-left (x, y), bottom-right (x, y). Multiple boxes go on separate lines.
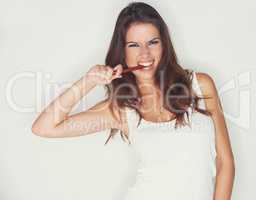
top-left (32, 2), bottom-right (235, 200)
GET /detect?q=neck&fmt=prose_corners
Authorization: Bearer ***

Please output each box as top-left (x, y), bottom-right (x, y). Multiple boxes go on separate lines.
top-left (138, 85), bottom-right (162, 105)
top-left (136, 77), bottom-right (157, 94)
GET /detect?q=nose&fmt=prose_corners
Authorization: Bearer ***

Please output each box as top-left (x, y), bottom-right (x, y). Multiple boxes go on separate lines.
top-left (139, 44), bottom-right (151, 58)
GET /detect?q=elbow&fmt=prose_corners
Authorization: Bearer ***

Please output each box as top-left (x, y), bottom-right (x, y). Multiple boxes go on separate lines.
top-left (31, 124), bottom-right (46, 137)
top-left (31, 118), bottom-right (44, 137)
top-left (31, 121), bottom-right (40, 135)
top-left (31, 124), bottom-right (56, 138)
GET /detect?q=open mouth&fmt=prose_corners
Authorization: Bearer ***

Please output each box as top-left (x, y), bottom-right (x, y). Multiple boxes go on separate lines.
top-left (138, 60), bottom-right (154, 70)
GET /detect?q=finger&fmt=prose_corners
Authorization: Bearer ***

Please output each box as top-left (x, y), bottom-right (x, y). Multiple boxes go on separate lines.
top-left (113, 68), bottom-right (123, 78)
top-left (114, 64), bottom-right (123, 71)
top-left (112, 64), bottom-right (123, 76)
top-left (111, 72), bottom-right (122, 80)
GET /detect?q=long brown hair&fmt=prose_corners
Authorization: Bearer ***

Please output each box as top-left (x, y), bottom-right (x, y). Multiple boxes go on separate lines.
top-left (103, 2), bottom-right (212, 145)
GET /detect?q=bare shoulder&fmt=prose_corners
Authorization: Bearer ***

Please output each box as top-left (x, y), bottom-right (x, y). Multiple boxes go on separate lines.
top-left (194, 72), bottom-right (221, 114)
top-left (195, 72), bottom-right (216, 93)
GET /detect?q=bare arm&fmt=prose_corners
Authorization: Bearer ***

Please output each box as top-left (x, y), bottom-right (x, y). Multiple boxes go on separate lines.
top-left (31, 64), bottom-right (124, 138)
top-left (197, 72), bottom-right (235, 200)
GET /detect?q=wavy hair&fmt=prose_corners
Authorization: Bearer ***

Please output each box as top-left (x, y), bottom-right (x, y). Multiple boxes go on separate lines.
top-left (103, 2), bottom-right (212, 145)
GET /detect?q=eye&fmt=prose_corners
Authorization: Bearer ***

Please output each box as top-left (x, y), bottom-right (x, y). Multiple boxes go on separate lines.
top-left (148, 40), bottom-right (159, 45)
top-left (128, 43), bottom-right (139, 48)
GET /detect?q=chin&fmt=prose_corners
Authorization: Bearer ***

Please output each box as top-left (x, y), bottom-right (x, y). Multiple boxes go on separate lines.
top-left (135, 70), bottom-right (156, 79)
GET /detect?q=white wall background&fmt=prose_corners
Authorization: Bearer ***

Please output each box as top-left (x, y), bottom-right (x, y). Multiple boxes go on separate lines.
top-left (1, 0), bottom-right (255, 199)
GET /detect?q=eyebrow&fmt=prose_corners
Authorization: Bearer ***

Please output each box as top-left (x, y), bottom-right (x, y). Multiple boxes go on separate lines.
top-left (125, 37), bottom-right (161, 44)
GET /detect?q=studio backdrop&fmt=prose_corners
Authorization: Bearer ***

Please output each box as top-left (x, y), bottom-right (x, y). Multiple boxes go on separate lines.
top-left (1, 0), bottom-right (255, 199)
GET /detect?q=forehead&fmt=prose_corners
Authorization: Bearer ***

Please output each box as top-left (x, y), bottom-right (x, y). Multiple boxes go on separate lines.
top-left (125, 23), bottom-right (160, 42)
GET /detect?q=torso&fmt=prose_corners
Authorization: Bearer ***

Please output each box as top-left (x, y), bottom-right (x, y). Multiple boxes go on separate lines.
top-left (121, 70), bottom-right (217, 200)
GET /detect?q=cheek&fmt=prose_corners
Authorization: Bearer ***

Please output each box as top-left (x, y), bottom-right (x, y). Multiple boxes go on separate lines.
top-left (153, 46), bottom-right (163, 58)
top-left (125, 49), bottom-right (139, 64)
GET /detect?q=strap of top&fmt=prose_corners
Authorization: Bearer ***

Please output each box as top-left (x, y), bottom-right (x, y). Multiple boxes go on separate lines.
top-left (192, 71), bottom-right (206, 110)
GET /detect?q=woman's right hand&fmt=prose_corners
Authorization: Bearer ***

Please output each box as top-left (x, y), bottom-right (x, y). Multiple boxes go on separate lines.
top-left (85, 64), bottom-right (123, 85)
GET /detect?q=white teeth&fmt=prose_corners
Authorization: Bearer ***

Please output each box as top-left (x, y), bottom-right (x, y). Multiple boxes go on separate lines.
top-left (139, 60), bottom-right (154, 67)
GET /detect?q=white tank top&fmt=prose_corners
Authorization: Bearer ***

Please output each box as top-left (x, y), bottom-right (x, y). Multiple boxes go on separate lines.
top-left (122, 71), bottom-right (217, 200)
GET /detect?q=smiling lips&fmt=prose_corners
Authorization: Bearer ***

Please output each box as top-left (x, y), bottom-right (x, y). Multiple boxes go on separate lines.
top-left (138, 60), bottom-right (154, 69)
